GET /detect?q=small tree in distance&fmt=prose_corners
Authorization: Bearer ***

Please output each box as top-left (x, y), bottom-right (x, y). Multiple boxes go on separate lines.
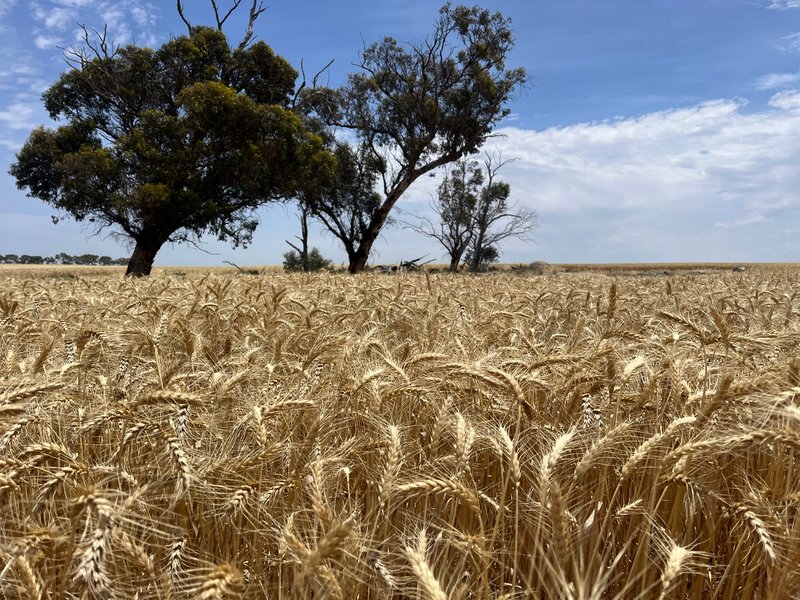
top-left (10, 2), bottom-right (332, 276)
top-left (405, 159), bottom-right (483, 271)
top-left (406, 154), bottom-right (536, 271)
top-left (464, 244), bottom-right (499, 270)
top-left (466, 154), bottom-right (536, 272)
top-left (282, 247), bottom-right (332, 272)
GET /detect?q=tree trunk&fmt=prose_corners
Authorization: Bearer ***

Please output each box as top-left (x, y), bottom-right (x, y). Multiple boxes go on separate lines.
top-left (347, 178), bottom-right (415, 274)
top-left (299, 204), bottom-right (310, 271)
top-left (469, 230), bottom-right (486, 272)
top-left (348, 246), bottom-right (370, 274)
top-left (448, 256), bottom-right (460, 272)
top-left (125, 236), bottom-right (166, 277)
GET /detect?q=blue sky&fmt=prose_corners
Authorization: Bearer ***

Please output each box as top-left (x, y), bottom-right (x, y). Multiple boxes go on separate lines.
top-left (1, 0), bottom-right (799, 265)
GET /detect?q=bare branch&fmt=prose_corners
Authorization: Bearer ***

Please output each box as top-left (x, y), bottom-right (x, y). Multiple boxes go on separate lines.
top-left (210, 0), bottom-right (222, 28)
top-left (285, 240), bottom-right (303, 254)
top-left (222, 260), bottom-right (246, 273)
top-left (480, 205), bottom-right (537, 246)
top-left (176, 0), bottom-right (192, 33)
top-left (61, 24), bottom-right (118, 69)
top-left (312, 58), bottom-right (335, 88)
top-left (211, 0), bottom-right (244, 30)
top-left (86, 24), bottom-right (113, 59)
top-left (483, 150), bottom-right (516, 185)
top-left (291, 59), bottom-right (307, 109)
top-left (61, 45), bottom-right (87, 70)
top-left (292, 56), bottom-right (334, 108)
top-left (238, 0), bottom-right (266, 50)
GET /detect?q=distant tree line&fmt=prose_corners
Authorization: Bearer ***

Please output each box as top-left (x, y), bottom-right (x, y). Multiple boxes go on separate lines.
top-left (0, 253), bottom-right (128, 265)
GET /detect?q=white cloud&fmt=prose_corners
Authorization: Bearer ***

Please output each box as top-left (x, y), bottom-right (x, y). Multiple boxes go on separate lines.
top-left (0, 138), bottom-right (22, 152)
top-left (34, 5), bottom-right (78, 30)
top-left (0, 101), bottom-right (38, 129)
top-left (754, 72), bottom-right (800, 90)
top-left (54, 0), bottom-right (96, 7)
top-left (0, 50), bottom-right (46, 98)
top-left (34, 34), bottom-right (62, 49)
top-left (473, 95), bottom-right (800, 261)
top-left (30, 1), bottom-right (160, 48)
top-left (768, 0), bottom-right (800, 8)
top-left (129, 5), bottom-right (155, 28)
top-left (714, 214), bottom-right (768, 229)
top-left (780, 32), bottom-right (800, 52)
top-left (768, 89), bottom-right (800, 109)
top-left (0, 0), bottom-right (16, 17)
top-left (0, 63), bottom-right (36, 78)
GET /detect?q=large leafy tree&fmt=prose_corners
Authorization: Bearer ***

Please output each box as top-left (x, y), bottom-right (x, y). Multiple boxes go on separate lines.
top-left (10, 11), bottom-right (331, 276)
top-left (304, 2), bottom-right (526, 273)
top-left (302, 142), bottom-right (385, 269)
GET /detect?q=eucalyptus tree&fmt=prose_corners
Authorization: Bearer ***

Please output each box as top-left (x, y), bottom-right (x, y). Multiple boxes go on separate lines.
top-left (11, 2), bottom-right (332, 276)
top-left (304, 3), bottom-right (526, 273)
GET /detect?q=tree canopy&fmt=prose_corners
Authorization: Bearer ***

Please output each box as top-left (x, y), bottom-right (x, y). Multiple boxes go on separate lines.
top-left (10, 24), bottom-right (332, 276)
top-left (304, 2), bottom-right (526, 273)
top-left (302, 143), bottom-right (385, 268)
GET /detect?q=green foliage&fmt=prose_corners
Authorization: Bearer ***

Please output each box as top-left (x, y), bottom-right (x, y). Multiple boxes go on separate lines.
top-left (303, 143), bottom-right (384, 261)
top-left (464, 244), bottom-right (500, 271)
top-left (430, 159), bottom-right (485, 270)
top-left (10, 26), bottom-right (333, 276)
top-left (302, 3), bottom-right (525, 272)
top-left (0, 253), bottom-right (128, 265)
top-left (326, 4), bottom-right (526, 163)
top-left (282, 247), bottom-right (333, 272)
top-left (438, 161), bottom-right (483, 229)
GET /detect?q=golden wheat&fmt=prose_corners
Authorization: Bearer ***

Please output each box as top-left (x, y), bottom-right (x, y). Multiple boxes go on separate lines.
top-left (0, 266), bottom-right (798, 598)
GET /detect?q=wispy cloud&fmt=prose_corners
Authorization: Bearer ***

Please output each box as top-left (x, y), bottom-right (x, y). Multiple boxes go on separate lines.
top-left (0, 99), bottom-right (39, 130)
top-left (768, 0), bottom-right (800, 8)
top-left (754, 71), bottom-right (800, 90)
top-left (34, 5), bottom-right (78, 30)
top-left (0, 62), bottom-right (36, 79)
top-left (477, 93), bottom-right (800, 261)
top-left (714, 213), bottom-right (768, 229)
top-left (55, 0), bottom-right (96, 7)
top-left (0, 0), bottom-right (16, 17)
top-left (30, 1), bottom-right (160, 47)
top-left (768, 88), bottom-right (800, 109)
top-left (128, 4), bottom-right (156, 28)
top-left (0, 138), bottom-right (22, 152)
top-left (34, 34), bottom-right (62, 49)
top-left (780, 32), bottom-right (800, 52)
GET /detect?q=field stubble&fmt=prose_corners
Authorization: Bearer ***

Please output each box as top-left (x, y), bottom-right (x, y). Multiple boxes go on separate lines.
top-left (0, 268), bottom-right (798, 599)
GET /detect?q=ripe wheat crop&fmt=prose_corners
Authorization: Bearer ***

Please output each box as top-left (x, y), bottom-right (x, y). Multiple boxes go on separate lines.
top-left (0, 267), bottom-right (798, 599)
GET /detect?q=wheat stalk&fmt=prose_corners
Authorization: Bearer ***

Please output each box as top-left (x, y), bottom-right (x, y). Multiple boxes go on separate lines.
top-left (404, 529), bottom-right (447, 600)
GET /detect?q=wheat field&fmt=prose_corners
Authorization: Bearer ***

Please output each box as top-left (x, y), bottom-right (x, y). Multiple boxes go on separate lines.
top-left (0, 268), bottom-right (798, 599)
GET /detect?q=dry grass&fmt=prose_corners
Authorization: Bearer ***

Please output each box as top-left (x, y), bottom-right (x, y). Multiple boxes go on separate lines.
top-left (0, 266), bottom-right (799, 599)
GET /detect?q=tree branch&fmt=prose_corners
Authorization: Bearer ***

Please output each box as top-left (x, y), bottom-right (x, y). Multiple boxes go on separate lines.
top-left (176, 0), bottom-right (192, 33)
top-left (292, 58), bottom-right (335, 109)
top-left (238, 0), bottom-right (266, 50)
top-left (62, 24), bottom-right (118, 68)
top-left (285, 240), bottom-right (303, 254)
top-left (211, 0), bottom-right (244, 30)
